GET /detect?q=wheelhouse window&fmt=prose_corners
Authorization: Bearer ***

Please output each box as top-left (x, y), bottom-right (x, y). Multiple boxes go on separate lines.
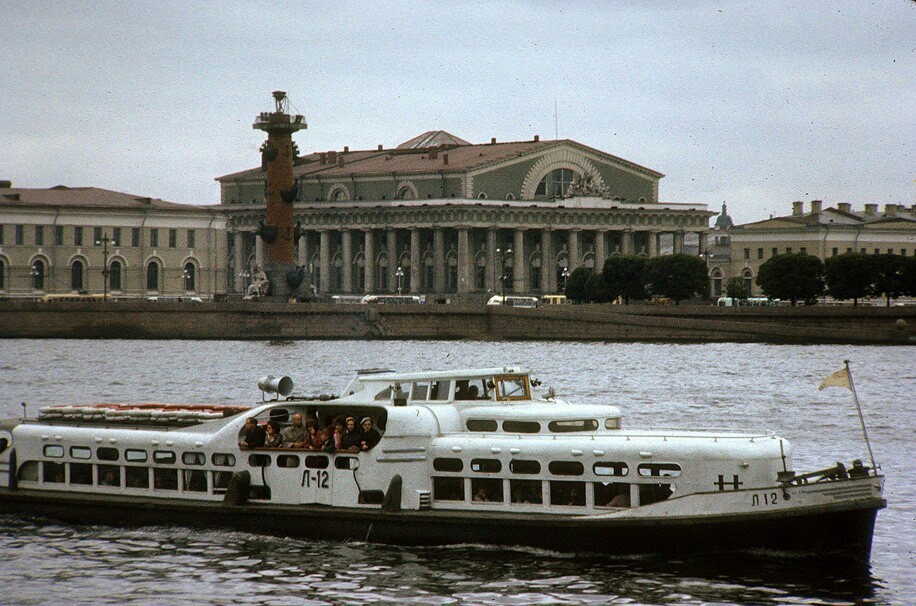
top-left (548, 419), bottom-right (598, 433)
top-left (495, 375), bottom-right (530, 401)
top-left (455, 379), bottom-right (490, 401)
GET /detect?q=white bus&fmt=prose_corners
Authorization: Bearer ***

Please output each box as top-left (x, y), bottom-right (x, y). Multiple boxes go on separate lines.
top-left (716, 297), bottom-right (780, 307)
top-left (361, 295), bottom-right (425, 305)
top-left (486, 295), bottom-right (540, 308)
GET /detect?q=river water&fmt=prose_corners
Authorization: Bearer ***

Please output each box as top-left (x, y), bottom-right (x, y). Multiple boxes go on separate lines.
top-left (0, 340), bottom-right (912, 605)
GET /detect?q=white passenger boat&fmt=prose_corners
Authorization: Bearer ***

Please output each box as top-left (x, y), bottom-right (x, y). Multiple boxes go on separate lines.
top-left (0, 367), bottom-right (885, 562)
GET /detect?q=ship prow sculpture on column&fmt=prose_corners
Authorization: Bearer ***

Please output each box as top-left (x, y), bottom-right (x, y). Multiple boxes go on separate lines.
top-left (252, 91), bottom-right (308, 301)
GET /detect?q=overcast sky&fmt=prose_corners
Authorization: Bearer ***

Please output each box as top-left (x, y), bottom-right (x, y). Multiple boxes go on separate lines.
top-left (1, 1), bottom-right (912, 224)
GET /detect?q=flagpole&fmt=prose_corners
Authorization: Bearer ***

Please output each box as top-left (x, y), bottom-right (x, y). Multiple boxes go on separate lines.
top-left (844, 360), bottom-right (877, 475)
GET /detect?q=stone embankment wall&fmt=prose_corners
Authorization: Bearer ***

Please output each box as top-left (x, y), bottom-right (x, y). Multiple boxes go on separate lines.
top-left (0, 301), bottom-right (912, 344)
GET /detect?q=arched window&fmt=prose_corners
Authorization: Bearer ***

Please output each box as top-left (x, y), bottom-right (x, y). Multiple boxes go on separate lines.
top-left (109, 261), bottom-right (123, 291)
top-left (70, 260), bottom-right (84, 291)
top-left (395, 186), bottom-right (416, 200)
top-left (742, 269), bottom-right (753, 296)
top-left (183, 262), bottom-right (196, 291)
top-left (146, 261), bottom-right (160, 291)
top-left (477, 192), bottom-right (488, 199)
top-left (535, 168), bottom-right (575, 199)
top-left (505, 194), bottom-right (515, 201)
top-left (31, 259), bottom-right (45, 290)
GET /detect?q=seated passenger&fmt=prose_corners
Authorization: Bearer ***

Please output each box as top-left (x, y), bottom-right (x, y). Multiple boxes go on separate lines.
top-left (467, 385), bottom-right (479, 399)
top-left (455, 380), bottom-right (470, 400)
top-left (473, 486), bottom-right (489, 502)
top-left (281, 413), bottom-right (308, 448)
top-left (265, 420), bottom-right (283, 448)
top-left (241, 417), bottom-right (266, 448)
top-left (341, 416), bottom-right (361, 451)
top-left (305, 419), bottom-right (323, 450)
top-left (359, 417), bottom-right (382, 450)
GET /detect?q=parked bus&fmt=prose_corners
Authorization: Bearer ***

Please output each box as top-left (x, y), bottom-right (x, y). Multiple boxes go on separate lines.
top-left (716, 297), bottom-right (780, 307)
top-left (486, 295), bottom-right (539, 308)
top-left (330, 295), bottom-right (367, 304)
top-left (361, 295), bottom-right (425, 305)
top-left (540, 294), bottom-right (568, 305)
top-left (42, 293), bottom-right (111, 303)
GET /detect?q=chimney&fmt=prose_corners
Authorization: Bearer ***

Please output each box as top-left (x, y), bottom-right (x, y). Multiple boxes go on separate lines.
top-left (377, 144), bottom-right (383, 151)
top-left (837, 202), bottom-right (851, 213)
top-left (792, 201), bottom-right (804, 216)
top-left (0, 180), bottom-right (11, 188)
top-left (885, 204), bottom-right (897, 217)
top-left (490, 137), bottom-right (496, 144)
top-left (328, 150), bottom-right (337, 164)
top-left (864, 204), bottom-right (877, 216)
top-left (443, 153), bottom-right (449, 165)
top-left (319, 153), bottom-right (327, 165)
top-left (810, 200), bottom-right (823, 214)
top-left (533, 135), bottom-right (540, 142)
top-left (337, 156), bottom-right (344, 167)
top-left (343, 146), bottom-right (349, 154)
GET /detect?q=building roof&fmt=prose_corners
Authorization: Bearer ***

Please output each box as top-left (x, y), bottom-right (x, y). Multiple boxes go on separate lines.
top-left (0, 186), bottom-right (216, 213)
top-left (735, 205), bottom-right (915, 230)
top-left (396, 130), bottom-right (470, 149)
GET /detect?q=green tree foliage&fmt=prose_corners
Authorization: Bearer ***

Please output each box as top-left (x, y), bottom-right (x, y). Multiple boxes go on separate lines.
top-left (905, 257), bottom-right (916, 298)
top-left (824, 253), bottom-right (874, 306)
top-left (564, 267), bottom-right (593, 303)
top-left (645, 254), bottom-right (709, 304)
top-left (725, 277), bottom-right (748, 300)
top-left (756, 253), bottom-right (825, 306)
top-left (601, 256), bottom-right (648, 304)
top-left (871, 254), bottom-right (910, 306)
top-left (584, 271), bottom-right (611, 303)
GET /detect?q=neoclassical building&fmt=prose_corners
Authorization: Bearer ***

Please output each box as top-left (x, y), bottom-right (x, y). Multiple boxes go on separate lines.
top-left (218, 131), bottom-right (713, 300)
top-left (0, 185), bottom-right (227, 299)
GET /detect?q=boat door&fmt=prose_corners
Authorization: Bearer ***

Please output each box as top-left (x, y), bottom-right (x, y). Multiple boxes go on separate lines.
top-left (300, 453), bottom-right (333, 504)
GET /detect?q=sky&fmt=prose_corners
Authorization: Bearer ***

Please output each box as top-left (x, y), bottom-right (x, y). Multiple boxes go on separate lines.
top-left (1, 0), bottom-right (912, 225)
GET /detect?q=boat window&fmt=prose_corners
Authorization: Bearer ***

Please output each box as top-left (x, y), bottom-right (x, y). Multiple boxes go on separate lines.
top-left (153, 450), bottom-right (176, 465)
top-left (509, 460), bottom-right (541, 474)
top-left (593, 462), bottom-right (628, 477)
top-left (182, 452), bottom-right (206, 466)
top-left (433, 477), bottom-right (464, 501)
top-left (502, 420), bottom-right (540, 433)
top-left (549, 461), bottom-right (584, 476)
top-left (374, 386), bottom-right (393, 401)
top-left (126, 467), bottom-right (150, 488)
top-left (548, 419), bottom-right (598, 433)
top-left (305, 455), bottom-right (329, 469)
top-left (605, 418), bottom-right (621, 430)
top-left (43, 445), bottom-right (64, 458)
top-left (17, 461), bottom-right (39, 482)
top-left (466, 419), bottom-right (497, 432)
top-left (471, 478), bottom-right (504, 503)
top-left (411, 382), bottom-right (429, 400)
top-left (471, 458), bottom-right (502, 473)
top-left (154, 468), bottom-right (178, 490)
top-left (278, 455), bottom-right (300, 468)
top-left (70, 446), bottom-right (92, 460)
top-left (639, 483), bottom-right (674, 505)
top-left (637, 463), bottom-right (682, 478)
top-left (594, 482), bottom-right (631, 508)
top-left (495, 375), bottom-right (530, 401)
top-left (550, 481), bottom-right (586, 506)
top-left (269, 408), bottom-right (290, 423)
top-left (182, 469), bottom-right (208, 492)
top-left (335, 457), bottom-right (358, 470)
top-left (510, 479), bottom-right (542, 504)
top-left (125, 449), bottom-right (148, 463)
top-left (211, 453), bottom-right (236, 467)
top-left (97, 465), bottom-right (121, 487)
top-left (69, 462), bottom-right (92, 485)
top-left (430, 381), bottom-right (450, 400)
top-left (433, 457), bottom-right (463, 472)
top-left (248, 454), bottom-right (271, 467)
top-left (212, 471), bottom-right (232, 493)
top-left (42, 461), bottom-right (65, 483)
top-left (97, 447), bottom-right (119, 461)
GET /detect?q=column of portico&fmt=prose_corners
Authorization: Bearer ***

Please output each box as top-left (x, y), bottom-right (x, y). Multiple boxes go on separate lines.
top-left (319, 230), bottom-right (331, 293)
top-left (233, 232), bottom-right (244, 292)
top-left (386, 228), bottom-right (397, 293)
top-left (486, 228), bottom-right (497, 292)
top-left (673, 231), bottom-right (684, 255)
top-left (594, 231), bottom-right (606, 273)
top-left (297, 229), bottom-right (307, 266)
top-left (647, 231), bottom-right (658, 258)
top-left (433, 227), bottom-right (445, 293)
top-left (255, 235), bottom-right (265, 269)
top-left (457, 227), bottom-right (471, 294)
top-left (363, 230), bottom-right (375, 293)
top-left (410, 229), bottom-right (421, 294)
top-left (621, 229), bottom-right (632, 255)
top-left (341, 229), bottom-right (353, 293)
top-left (568, 229), bottom-right (580, 269)
top-left (697, 231), bottom-right (708, 258)
top-left (541, 229), bottom-right (555, 293)
top-left (513, 229), bottom-right (526, 293)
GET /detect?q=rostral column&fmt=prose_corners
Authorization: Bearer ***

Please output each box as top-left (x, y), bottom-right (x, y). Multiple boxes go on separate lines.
top-left (253, 91), bottom-right (307, 300)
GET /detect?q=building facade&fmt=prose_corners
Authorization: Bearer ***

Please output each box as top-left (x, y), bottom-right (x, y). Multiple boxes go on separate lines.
top-left (0, 186), bottom-right (227, 299)
top-left (218, 131), bottom-right (713, 300)
top-left (708, 200), bottom-right (916, 297)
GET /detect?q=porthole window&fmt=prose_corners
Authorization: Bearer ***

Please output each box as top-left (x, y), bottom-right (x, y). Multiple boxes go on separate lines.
top-left (593, 462), bottom-right (628, 477)
top-left (637, 463), bottom-right (681, 478)
top-left (471, 458), bottom-right (502, 473)
top-left (548, 419), bottom-right (598, 433)
top-left (433, 457), bottom-right (463, 472)
top-left (97, 447), bottom-right (119, 461)
top-left (70, 446), bottom-right (92, 460)
top-left (466, 419), bottom-right (498, 432)
top-left (43, 445), bottom-right (64, 458)
top-left (153, 450), bottom-right (176, 465)
top-left (182, 452), bottom-right (206, 466)
top-left (211, 453), bottom-right (236, 466)
top-left (334, 457), bottom-right (357, 470)
top-left (305, 455), bottom-right (329, 469)
top-left (548, 461), bottom-right (584, 476)
top-left (125, 449), bottom-right (148, 463)
top-left (278, 455), bottom-right (301, 468)
top-left (509, 460), bottom-right (541, 474)
top-left (605, 418), bottom-right (621, 430)
top-left (502, 420), bottom-right (540, 434)
top-left (248, 454), bottom-right (271, 467)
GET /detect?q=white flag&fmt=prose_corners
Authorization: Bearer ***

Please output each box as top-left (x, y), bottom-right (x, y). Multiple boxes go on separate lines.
top-left (818, 367), bottom-right (851, 391)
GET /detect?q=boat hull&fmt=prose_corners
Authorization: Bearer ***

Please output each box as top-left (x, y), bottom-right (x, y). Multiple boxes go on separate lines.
top-left (0, 488), bottom-right (883, 563)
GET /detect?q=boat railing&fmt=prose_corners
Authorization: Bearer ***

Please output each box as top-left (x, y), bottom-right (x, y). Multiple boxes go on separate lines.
top-left (778, 459), bottom-right (875, 485)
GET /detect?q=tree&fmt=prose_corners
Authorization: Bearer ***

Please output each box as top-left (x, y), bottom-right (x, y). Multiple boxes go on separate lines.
top-left (645, 254), bottom-right (709, 304)
top-left (824, 253), bottom-right (874, 306)
top-left (871, 254), bottom-right (909, 306)
top-left (584, 271), bottom-right (611, 303)
top-left (564, 267), bottom-right (593, 303)
top-left (601, 256), bottom-right (648, 304)
top-left (756, 253), bottom-right (825, 306)
top-left (724, 277), bottom-right (748, 301)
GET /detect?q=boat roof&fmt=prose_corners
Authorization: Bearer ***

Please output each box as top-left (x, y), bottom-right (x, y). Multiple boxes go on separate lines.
top-left (355, 366), bottom-right (526, 383)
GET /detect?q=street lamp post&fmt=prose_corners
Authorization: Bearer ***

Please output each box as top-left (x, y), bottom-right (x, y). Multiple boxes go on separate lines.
top-left (95, 233), bottom-right (117, 299)
top-left (395, 266), bottom-right (404, 296)
top-left (561, 266), bottom-right (570, 293)
top-left (496, 246), bottom-right (512, 303)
